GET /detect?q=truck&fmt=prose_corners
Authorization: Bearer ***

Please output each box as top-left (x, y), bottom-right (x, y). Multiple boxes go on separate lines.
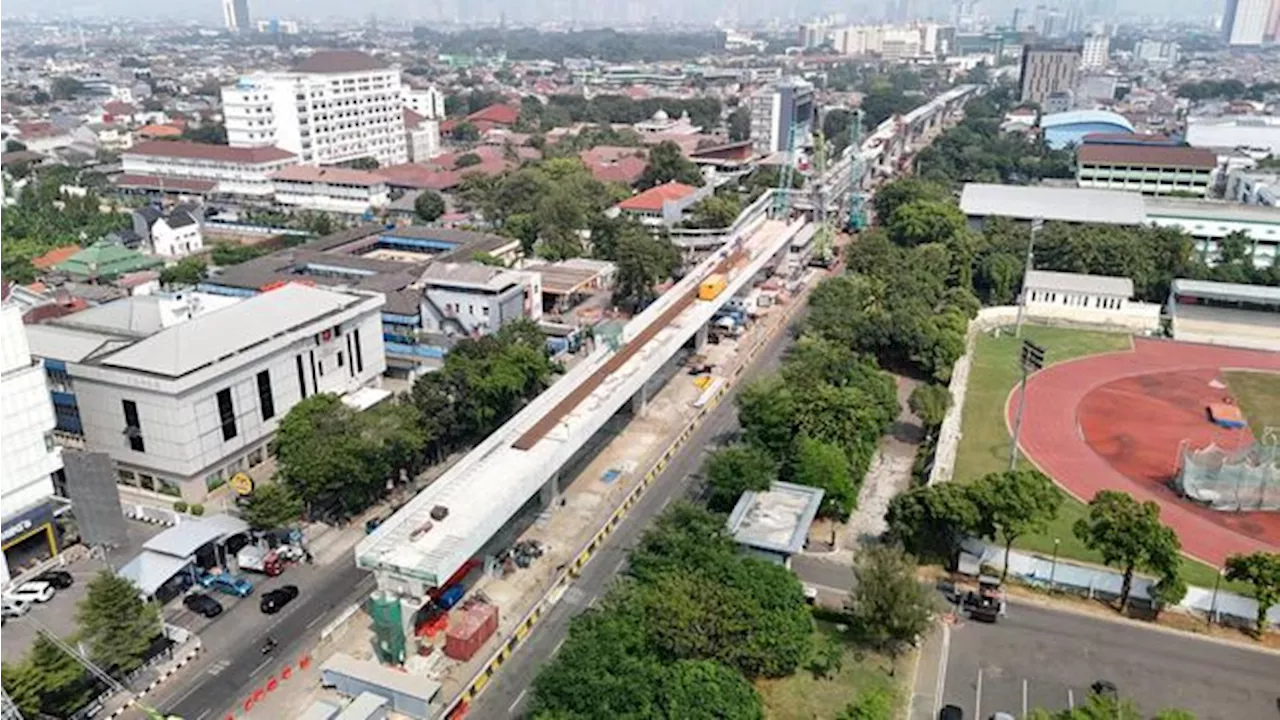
top-left (698, 274), bottom-right (727, 301)
top-left (237, 546), bottom-right (284, 576)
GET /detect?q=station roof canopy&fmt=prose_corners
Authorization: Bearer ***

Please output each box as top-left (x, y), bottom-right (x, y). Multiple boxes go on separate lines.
top-left (1024, 270), bottom-right (1134, 298)
top-left (118, 551), bottom-right (193, 597)
top-left (142, 514), bottom-right (249, 559)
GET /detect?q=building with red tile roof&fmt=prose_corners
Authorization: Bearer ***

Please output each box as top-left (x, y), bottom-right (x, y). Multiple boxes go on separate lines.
top-left (32, 245), bottom-right (82, 270)
top-left (580, 146), bottom-right (649, 186)
top-left (613, 181), bottom-right (708, 226)
top-left (1076, 144), bottom-right (1218, 197)
top-left (121, 140), bottom-right (297, 198)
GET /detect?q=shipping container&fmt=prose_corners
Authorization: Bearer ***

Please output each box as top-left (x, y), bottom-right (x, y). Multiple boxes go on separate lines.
top-left (698, 274), bottom-right (727, 301)
top-left (445, 603), bottom-right (499, 662)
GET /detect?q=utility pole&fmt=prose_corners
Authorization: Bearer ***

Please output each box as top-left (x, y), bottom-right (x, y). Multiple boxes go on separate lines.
top-left (1008, 339), bottom-right (1046, 470)
top-left (1014, 216), bottom-right (1044, 339)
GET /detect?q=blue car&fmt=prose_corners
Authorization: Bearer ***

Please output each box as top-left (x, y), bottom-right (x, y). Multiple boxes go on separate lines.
top-left (199, 572), bottom-right (254, 597)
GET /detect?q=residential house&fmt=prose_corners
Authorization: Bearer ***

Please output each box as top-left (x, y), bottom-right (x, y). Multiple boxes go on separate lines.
top-left (133, 205), bottom-right (204, 258)
top-left (611, 181), bottom-right (709, 227)
top-left (54, 242), bottom-right (164, 282)
top-left (271, 165), bottom-right (390, 215)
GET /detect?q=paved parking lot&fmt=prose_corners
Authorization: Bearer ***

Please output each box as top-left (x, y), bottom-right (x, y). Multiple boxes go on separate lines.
top-left (3, 520), bottom-right (165, 658)
top-left (940, 602), bottom-right (1280, 720)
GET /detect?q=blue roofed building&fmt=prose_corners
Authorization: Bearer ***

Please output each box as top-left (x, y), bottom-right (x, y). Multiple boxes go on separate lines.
top-left (1041, 110), bottom-right (1136, 150)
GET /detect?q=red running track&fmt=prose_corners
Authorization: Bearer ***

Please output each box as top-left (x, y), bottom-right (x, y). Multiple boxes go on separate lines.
top-left (1010, 337), bottom-right (1280, 567)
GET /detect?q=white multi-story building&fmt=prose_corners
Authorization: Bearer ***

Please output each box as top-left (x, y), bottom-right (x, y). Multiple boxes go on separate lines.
top-left (2, 304), bottom-right (65, 586)
top-left (402, 84), bottom-right (445, 120)
top-left (120, 140), bottom-right (296, 198)
top-left (415, 263), bottom-right (542, 338)
top-left (748, 78), bottom-right (815, 156)
top-left (221, 50), bottom-right (408, 168)
top-left (1081, 33), bottom-right (1109, 69)
top-left (223, 0), bottom-right (250, 33)
top-left (1133, 39), bottom-right (1180, 65)
top-left (271, 165), bottom-right (390, 215)
top-left (1226, 170), bottom-right (1280, 206)
top-left (25, 286), bottom-right (387, 503)
top-left (133, 205), bottom-right (204, 258)
top-left (1223, 0), bottom-right (1272, 45)
top-left (404, 110), bottom-right (441, 162)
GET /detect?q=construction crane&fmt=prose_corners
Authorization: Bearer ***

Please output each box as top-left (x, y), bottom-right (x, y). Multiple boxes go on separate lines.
top-left (808, 130), bottom-right (836, 268)
top-left (770, 121), bottom-right (800, 220)
top-left (846, 108), bottom-right (869, 232)
top-left (25, 618), bottom-right (181, 720)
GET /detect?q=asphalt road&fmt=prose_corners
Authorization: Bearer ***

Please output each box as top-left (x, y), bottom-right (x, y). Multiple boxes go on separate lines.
top-left (468, 305), bottom-right (802, 719)
top-left (940, 601), bottom-right (1280, 720)
top-left (152, 558), bottom-right (374, 719)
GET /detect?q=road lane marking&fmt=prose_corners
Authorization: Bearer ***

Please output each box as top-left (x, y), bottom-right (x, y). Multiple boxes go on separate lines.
top-left (509, 688), bottom-right (528, 714)
top-left (974, 667), bottom-right (983, 720)
top-left (933, 623), bottom-right (951, 718)
top-left (1068, 688), bottom-right (1074, 709)
top-left (196, 710), bottom-right (211, 720)
top-left (550, 637), bottom-right (566, 656)
top-left (1023, 678), bottom-right (1028, 717)
top-left (251, 658), bottom-right (271, 676)
top-left (306, 614), bottom-right (325, 629)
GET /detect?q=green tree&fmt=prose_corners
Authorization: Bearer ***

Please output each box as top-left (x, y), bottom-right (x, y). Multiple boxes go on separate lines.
top-left (683, 194), bottom-right (741, 229)
top-left (837, 686), bottom-right (896, 720)
top-left (414, 189), bottom-right (447, 222)
top-left (181, 122), bottom-right (228, 144)
top-left (885, 483), bottom-right (981, 563)
top-left (612, 231), bottom-right (680, 311)
top-left (970, 469), bottom-right (1062, 581)
top-left (347, 157), bottom-right (379, 170)
top-left (52, 76), bottom-right (85, 100)
top-left (638, 140), bottom-right (703, 189)
top-left (275, 394), bottom-right (389, 517)
top-left (628, 502), bottom-right (740, 583)
top-left (887, 199), bottom-right (966, 247)
top-left (5, 139), bottom-right (28, 152)
top-left (791, 435), bottom-right (856, 519)
top-left (1149, 569), bottom-right (1187, 619)
top-left (241, 481), bottom-right (305, 530)
top-left (871, 177), bottom-right (950, 222)
top-left (452, 121), bottom-right (481, 142)
top-left (660, 659), bottom-right (763, 720)
top-left (844, 544), bottom-right (936, 666)
top-left (1224, 551), bottom-right (1280, 634)
top-left (455, 152), bottom-right (483, 168)
top-left (27, 633), bottom-right (95, 717)
top-left (703, 444), bottom-right (777, 512)
top-left (159, 256), bottom-right (207, 286)
top-left (0, 658), bottom-right (43, 718)
top-left (1073, 490), bottom-right (1182, 612)
top-left (737, 377), bottom-right (799, 462)
top-left (727, 105), bottom-right (751, 142)
top-left (77, 570), bottom-right (162, 675)
top-left (908, 383), bottom-right (951, 438)
top-left (806, 634), bottom-right (844, 680)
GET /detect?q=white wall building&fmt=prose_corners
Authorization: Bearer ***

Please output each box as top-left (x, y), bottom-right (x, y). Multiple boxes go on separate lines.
top-left (1022, 270), bottom-right (1161, 332)
top-left (133, 205), bottom-right (204, 258)
top-left (121, 140), bottom-right (296, 198)
top-left (1133, 39), bottom-right (1180, 65)
top-left (221, 50), bottom-right (407, 168)
top-left (1223, 0), bottom-right (1271, 45)
top-left (222, 0), bottom-right (250, 33)
top-left (404, 110), bottom-right (441, 162)
top-left (1226, 170), bottom-right (1280, 206)
top-left (1, 304), bottom-right (64, 586)
top-left (402, 84), bottom-right (445, 120)
top-left (748, 78), bottom-right (815, 155)
top-left (271, 166), bottom-right (390, 215)
top-left (1081, 33), bottom-right (1110, 69)
top-left (415, 263), bottom-right (541, 337)
top-left (25, 286), bottom-right (387, 503)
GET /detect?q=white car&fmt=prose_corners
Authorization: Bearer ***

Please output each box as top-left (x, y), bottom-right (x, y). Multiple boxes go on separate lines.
top-left (4, 580), bottom-right (56, 604)
top-left (1, 597), bottom-right (31, 620)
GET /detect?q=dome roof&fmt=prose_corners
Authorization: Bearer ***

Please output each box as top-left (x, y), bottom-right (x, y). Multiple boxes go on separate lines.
top-left (1039, 110), bottom-right (1135, 133)
top-left (652, 108), bottom-right (669, 121)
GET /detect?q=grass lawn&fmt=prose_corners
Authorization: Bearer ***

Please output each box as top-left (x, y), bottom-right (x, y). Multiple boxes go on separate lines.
top-left (1225, 370), bottom-right (1280, 437)
top-left (757, 621), bottom-right (908, 720)
top-left (952, 324), bottom-right (1244, 593)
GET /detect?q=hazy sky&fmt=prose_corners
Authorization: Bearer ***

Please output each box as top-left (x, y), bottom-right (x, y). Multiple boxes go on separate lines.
top-left (1, 0), bottom-right (1220, 24)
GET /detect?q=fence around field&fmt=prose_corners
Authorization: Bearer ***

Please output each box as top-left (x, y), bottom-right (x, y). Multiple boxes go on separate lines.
top-left (962, 538), bottom-right (1279, 629)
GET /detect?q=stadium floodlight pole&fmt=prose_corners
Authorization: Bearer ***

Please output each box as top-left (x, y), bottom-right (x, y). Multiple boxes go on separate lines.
top-left (1008, 340), bottom-right (1045, 471)
top-left (1014, 216), bottom-right (1044, 339)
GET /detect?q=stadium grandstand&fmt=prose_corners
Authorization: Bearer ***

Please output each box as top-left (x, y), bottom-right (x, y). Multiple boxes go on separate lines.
top-left (1166, 279), bottom-right (1280, 351)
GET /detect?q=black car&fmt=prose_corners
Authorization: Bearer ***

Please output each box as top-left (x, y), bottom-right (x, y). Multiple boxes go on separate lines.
top-left (259, 585), bottom-right (300, 614)
top-left (939, 705), bottom-right (964, 720)
top-left (183, 593), bottom-right (223, 618)
top-left (35, 570), bottom-right (74, 589)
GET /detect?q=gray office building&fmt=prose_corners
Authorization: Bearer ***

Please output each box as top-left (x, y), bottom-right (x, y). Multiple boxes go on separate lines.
top-left (1019, 44), bottom-right (1082, 105)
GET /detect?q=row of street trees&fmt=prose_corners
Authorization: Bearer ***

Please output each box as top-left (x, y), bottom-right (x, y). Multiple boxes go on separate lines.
top-left (2, 572), bottom-right (162, 718)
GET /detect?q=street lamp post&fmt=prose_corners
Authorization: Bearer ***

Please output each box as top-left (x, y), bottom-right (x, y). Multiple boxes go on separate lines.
top-left (1208, 568), bottom-right (1223, 627)
top-left (1014, 217), bottom-right (1044, 339)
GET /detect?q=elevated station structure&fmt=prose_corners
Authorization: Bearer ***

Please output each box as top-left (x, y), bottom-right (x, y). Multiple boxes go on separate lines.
top-left (356, 215), bottom-right (806, 594)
